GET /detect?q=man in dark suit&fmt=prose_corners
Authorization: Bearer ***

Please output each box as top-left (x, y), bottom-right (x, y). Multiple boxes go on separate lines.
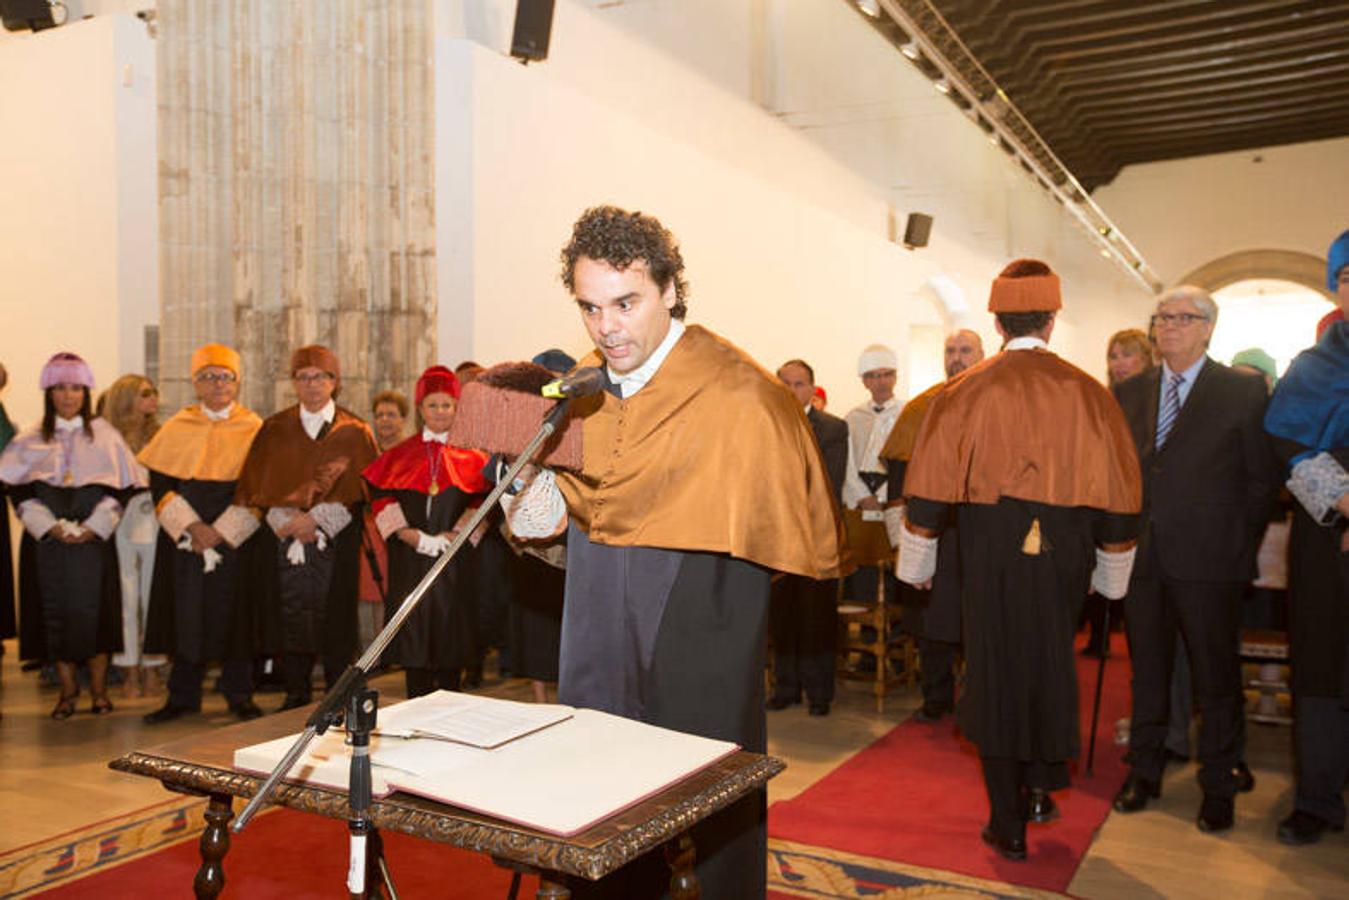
top-left (768, 359), bottom-right (849, 716)
top-left (1111, 285), bottom-right (1276, 833)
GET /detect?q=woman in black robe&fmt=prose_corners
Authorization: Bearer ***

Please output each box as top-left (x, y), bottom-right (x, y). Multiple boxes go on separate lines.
top-left (363, 366), bottom-right (489, 698)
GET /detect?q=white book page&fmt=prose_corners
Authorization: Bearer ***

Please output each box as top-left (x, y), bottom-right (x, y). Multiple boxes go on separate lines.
top-left (377, 691), bottom-right (573, 749)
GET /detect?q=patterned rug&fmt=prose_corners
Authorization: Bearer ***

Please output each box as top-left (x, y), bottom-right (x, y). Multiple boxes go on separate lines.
top-left (0, 799), bottom-right (1059, 899)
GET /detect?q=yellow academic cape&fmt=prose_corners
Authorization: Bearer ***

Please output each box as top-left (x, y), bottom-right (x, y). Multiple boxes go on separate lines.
top-left (138, 404), bottom-right (263, 513)
top-left (903, 348), bottom-right (1142, 514)
top-left (556, 325), bottom-right (846, 580)
top-left (880, 380), bottom-right (944, 464)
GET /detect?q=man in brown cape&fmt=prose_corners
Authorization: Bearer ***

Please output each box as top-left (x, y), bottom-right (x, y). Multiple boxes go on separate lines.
top-left (880, 329), bottom-right (983, 724)
top-left (233, 345), bottom-right (378, 710)
top-left (896, 259), bottom-right (1142, 861)
top-left (502, 205), bottom-right (844, 898)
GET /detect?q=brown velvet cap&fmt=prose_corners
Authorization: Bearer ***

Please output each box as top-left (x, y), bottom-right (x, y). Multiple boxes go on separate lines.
top-left (987, 258), bottom-right (1062, 313)
top-left (290, 344), bottom-right (340, 378)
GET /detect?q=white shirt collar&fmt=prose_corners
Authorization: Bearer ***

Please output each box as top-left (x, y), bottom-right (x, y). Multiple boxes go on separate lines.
top-left (1005, 336), bottom-right (1049, 352)
top-left (422, 427), bottom-right (448, 444)
top-left (55, 415), bottom-right (83, 433)
top-left (1161, 354), bottom-right (1206, 384)
top-left (203, 402), bottom-right (234, 422)
top-left (607, 318), bottom-right (686, 399)
top-left (299, 399), bottom-right (336, 439)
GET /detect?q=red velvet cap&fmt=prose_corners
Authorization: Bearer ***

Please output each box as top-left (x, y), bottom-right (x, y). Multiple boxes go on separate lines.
top-left (416, 365), bottom-right (461, 404)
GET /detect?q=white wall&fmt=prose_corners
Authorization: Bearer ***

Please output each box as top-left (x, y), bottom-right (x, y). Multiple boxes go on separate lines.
top-left (0, 14), bottom-right (158, 429)
top-left (1094, 137), bottom-right (1349, 286)
top-left (437, 0), bottom-right (1154, 408)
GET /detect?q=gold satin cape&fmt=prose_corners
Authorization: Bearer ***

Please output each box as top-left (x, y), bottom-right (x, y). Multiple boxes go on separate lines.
top-left (234, 405), bottom-right (377, 509)
top-left (903, 349), bottom-right (1142, 514)
top-left (138, 404), bottom-right (263, 482)
top-left (555, 325), bottom-right (845, 580)
top-left (880, 380), bottom-right (943, 464)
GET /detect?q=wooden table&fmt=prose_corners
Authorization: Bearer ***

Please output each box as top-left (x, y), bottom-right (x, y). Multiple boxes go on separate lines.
top-left (109, 705), bottom-right (783, 899)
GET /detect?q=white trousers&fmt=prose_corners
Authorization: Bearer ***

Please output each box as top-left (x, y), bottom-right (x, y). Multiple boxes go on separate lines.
top-left (112, 492), bottom-right (166, 668)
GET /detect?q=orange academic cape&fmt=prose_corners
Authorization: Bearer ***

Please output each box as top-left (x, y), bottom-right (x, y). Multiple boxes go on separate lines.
top-left (137, 404), bottom-right (263, 511)
top-left (234, 405), bottom-right (377, 509)
top-left (902, 348), bottom-right (1142, 514)
top-left (555, 325), bottom-right (846, 581)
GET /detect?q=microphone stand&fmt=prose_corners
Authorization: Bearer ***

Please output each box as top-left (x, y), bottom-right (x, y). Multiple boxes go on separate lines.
top-left (231, 396), bottom-right (576, 897)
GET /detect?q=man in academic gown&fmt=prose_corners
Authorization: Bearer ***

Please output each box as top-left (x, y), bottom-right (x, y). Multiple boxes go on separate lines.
top-left (234, 345), bottom-right (379, 710)
top-left (881, 329), bottom-right (983, 723)
top-left (141, 344), bottom-right (266, 722)
top-left (896, 260), bottom-right (1142, 861)
top-left (502, 205), bottom-right (844, 898)
top-left (767, 358), bottom-right (849, 717)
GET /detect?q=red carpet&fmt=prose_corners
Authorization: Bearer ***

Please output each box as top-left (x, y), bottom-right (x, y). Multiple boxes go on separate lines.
top-left (768, 632), bottom-right (1133, 893)
top-left (32, 807), bottom-right (524, 898)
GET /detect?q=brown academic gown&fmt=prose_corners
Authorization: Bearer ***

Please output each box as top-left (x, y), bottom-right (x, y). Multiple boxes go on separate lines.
top-left (555, 324), bottom-right (843, 899)
top-left (234, 405), bottom-right (378, 695)
top-left (903, 348), bottom-right (1141, 778)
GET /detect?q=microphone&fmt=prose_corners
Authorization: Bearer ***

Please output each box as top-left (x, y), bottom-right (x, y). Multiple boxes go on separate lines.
top-left (541, 367), bottom-right (604, 399)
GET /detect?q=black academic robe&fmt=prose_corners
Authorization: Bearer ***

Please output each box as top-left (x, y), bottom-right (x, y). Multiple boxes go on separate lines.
top-left (1, 486), bottom-right (15, 641)
top-left (142, 475), bottom-right (264, 663)
top-left (375, 484), bottom-right (479, 671)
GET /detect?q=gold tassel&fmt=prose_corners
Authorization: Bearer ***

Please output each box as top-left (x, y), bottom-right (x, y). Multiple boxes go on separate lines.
top-left (1022, 518), bottom-right (1042, 555)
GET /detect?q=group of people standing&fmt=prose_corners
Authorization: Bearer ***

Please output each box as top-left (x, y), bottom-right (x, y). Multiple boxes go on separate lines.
top-left (0, 340), bottom-right (572, 725)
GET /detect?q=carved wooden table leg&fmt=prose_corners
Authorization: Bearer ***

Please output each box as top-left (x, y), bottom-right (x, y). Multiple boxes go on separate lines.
top-left (536, 874), bottom-right (571, 899)
top-left (665, 832), bottom-right (700, 899)
top-left (194, 792), bottom-right (234, 899)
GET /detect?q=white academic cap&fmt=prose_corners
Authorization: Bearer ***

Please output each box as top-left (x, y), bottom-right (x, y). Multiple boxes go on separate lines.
top-left (857, 344), bottom-right (898, 376)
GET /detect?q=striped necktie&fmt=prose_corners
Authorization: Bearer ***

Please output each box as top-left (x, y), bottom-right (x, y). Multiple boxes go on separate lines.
top-left (1155, 371), bottom-right (1184, 449)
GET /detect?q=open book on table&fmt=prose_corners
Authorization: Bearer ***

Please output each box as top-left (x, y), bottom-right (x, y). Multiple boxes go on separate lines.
top-left (233, 690), bottom-right (740, 837)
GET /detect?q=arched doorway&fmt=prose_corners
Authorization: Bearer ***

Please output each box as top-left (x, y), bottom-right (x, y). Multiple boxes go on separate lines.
top-left (1179, 249), bottom-right (1336, 375)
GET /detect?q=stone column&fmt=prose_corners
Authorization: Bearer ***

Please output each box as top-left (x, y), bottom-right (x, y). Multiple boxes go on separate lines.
top-left (157, 0), bottom-right (437, 416)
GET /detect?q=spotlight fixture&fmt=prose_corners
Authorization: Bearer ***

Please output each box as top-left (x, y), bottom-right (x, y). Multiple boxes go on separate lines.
top-left (933, 78), bottom-right (950, 94)
top-left (856, 0), bottom-right (881, 17)
top-left (900, 41), bottom-right (920, 60)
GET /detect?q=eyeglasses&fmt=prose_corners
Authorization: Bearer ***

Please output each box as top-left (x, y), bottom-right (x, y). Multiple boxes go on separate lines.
top-left (138, 388), bottom-right (158, 398)
top-left (1150, 312), bottom-right (1209, 327)
top-left (293, 373), bottom-right (335, 384)
top-left (194, 372), bottom-right (237, 384)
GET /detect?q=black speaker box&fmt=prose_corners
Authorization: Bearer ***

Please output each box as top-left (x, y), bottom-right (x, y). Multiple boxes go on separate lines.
top-left (1, 0), bottom-right (57, 32)
top-left (903, 213), bottom-right (933, 249)
top-left (511, 0), bottom-right (556, 63)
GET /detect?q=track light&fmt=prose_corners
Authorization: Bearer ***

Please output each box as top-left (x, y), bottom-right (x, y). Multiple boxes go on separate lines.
top-left (900, 41), bottom-right (920, 60)
top-left (933, 78), bottom-right (950, 94)
top-left (856, 0), bottom-right (881, 17)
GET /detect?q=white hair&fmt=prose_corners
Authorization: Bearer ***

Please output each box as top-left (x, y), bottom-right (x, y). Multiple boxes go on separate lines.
top-left (1156, 284), bottom-right (1218, 325)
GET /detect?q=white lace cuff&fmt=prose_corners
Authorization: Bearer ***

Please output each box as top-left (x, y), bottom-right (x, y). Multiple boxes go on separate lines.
top-left (310, 502), bottom-right (353, 539)
top-left (1287, 452), bottom-right (1349, 525)
top-left (265, 506), bottom-right (298, 537)
top-left (883, 504), bottom-right (906, 549)
top-left (156, 493), bottom-right (201, 542)
top-left (374, 502), bottom-right (409, 540)
top-left (83, 496), bottom-right (123, 540)
top-left (214, 505), bottom-right (260, 548)
top-left (499, 467), bottom-right (567, 539)
top-left (416, 531), bottom-right (451, 557)
top-left (1092, 546), bottom-right (1136, 600)
top-left (17, 499), bottom-right (57, 539)
top-left (895, 524), bottom-right (938, 585)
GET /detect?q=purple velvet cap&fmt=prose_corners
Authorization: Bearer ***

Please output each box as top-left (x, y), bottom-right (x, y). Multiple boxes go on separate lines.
top-left (39, 352), bottom-right (95, 391)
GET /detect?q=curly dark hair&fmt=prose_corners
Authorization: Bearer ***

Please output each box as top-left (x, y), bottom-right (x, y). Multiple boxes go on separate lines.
top-left (560, 206), bottom-right (689, 320)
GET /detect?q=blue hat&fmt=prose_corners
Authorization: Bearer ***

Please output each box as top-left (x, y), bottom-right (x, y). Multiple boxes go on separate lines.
top-left (532, 349), bottom-right (576, 375)
top-left (1329, 229), bottom-right (1349, 292)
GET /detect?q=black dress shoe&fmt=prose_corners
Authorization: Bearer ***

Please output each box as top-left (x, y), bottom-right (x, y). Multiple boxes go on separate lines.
top-left (1197, 795), bottom-right (1235, 833)
top-left (143, 703), bottom-right (197, 725)
top-left (765, 695), bottom-right (799, 711)
top-left (1112, 775), bottom-right (1161, 813)
top-left (1232, 762), bottom-right (1255, 793)
top-left (1026, 790), bottom-right (1059, 824)
top-left (277, 695), bottom-right (310, 712)
top-left (230, 700), bottom-right (264, 721)
top-left (808, 702), bottom-right (830, 717)
top-left (980, 825), bottom-right (1027, 861)
top-left (1277, 810), bottom-right (1344, 846)
top-left (914, 703), bottom-right (950, 723)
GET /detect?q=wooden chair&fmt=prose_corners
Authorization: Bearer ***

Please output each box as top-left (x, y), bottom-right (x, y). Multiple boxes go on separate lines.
top-left (836, 510), bottom-right (917, 713)
top-left (1240, 628), bottom-right (1291, 725)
